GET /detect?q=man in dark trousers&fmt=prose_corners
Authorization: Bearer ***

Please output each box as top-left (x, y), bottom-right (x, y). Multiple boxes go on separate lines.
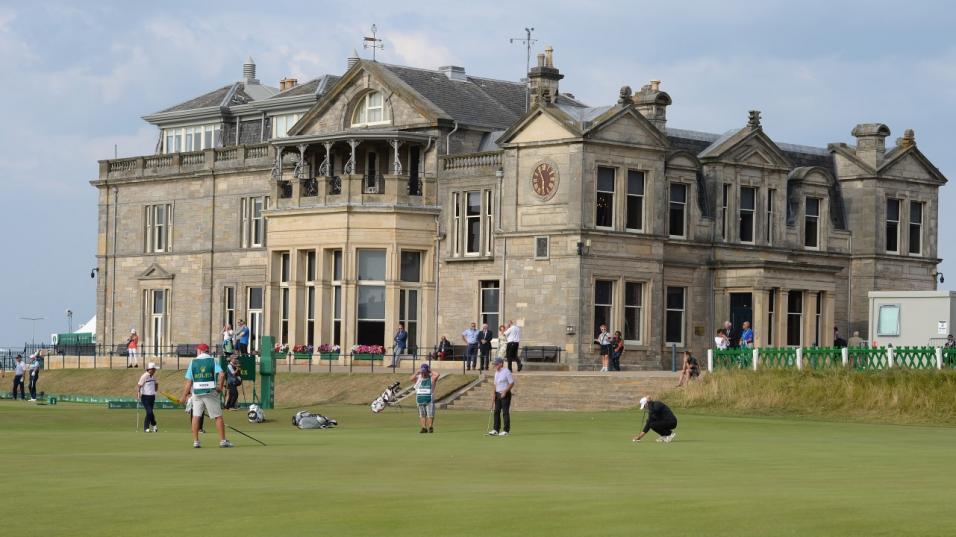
top-left (632, 396), bottom-right (678, 443)
top-left (487, 358), bottom-right (514, 436)
top-left (12, 355), bottom-right (26, 400)
top-left (477, 323), bottom-right (494, 371)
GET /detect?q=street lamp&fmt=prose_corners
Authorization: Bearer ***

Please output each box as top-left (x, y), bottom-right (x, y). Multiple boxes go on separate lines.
top-left (18, 315), bottom-right (44, 347)
top-left (66, 309), bottom-right (73, 333)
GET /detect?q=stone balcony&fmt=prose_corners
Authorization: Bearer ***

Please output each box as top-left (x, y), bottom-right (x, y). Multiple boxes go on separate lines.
top-left (96, 143), bottom-right (276, 182)
top-left (273, 172), bottom-right (437, 210)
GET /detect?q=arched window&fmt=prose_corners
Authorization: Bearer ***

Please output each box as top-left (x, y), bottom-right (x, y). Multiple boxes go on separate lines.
top-left (351, 91), bottom-right (391, 127)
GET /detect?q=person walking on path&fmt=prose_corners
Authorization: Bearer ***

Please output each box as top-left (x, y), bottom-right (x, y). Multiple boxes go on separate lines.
top-left (235, 320), bottom-right (250, 355)
top-left (391, 323), bottom-right (408, 368)
top-left (462, 322), bottom-right (479, 371)
top-left (27, 353), bottom-right (41, 401)
top-left (137, 363), bottom-right (159, 432)
top-left (410, 363), bottom-right (440, 433)
top-left (126, 329), bottom-right (139, 368)
top-left (477, 323), bottom-right (494, 371)
top-left (488, 358), bottom-right (514, 436)
top-left (12, 355), bottom-right (26, 400)
top-left (595, 323), bottom-right (611, 372)
top-left (632, 396), bottom-right (678, 443)
top-left (504, 320), bottom-right (523, 372)
top-left (225, 356), bottom-right (242, 410)
top-left (179, 343), bottom-right (233, 448)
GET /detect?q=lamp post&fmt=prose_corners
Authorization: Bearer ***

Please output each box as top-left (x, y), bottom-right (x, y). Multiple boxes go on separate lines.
top-left (66, 309), bottom-right (73, 333)
top-left (18, 315), bottom-right (44, 347)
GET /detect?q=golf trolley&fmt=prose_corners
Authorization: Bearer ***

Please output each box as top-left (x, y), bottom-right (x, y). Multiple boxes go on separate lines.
top-left (370, 381), bottom-right (414, 413)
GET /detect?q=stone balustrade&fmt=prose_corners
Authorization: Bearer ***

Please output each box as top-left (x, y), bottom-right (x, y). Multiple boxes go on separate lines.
top-left (98, 143), bottom-right (276, 180)
top-left (440, 151), bottom-right (502, 171)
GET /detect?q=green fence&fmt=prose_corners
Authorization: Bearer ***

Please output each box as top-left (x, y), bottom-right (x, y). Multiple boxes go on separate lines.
top-left (758, 347), bottom-right (797, 369)
top-left (894, 347), bottom-right (937, 369)
top-left (803, 348), bottom-right (843, 368)
top-left (849, 348), bottom-right (889, 370)
top-left (713, 348), bottom-right (752, 370)
top-left (942, 348), bottom-right (956, 368)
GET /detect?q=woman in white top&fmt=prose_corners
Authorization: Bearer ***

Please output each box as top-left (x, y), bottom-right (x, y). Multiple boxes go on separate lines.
top-left (136, 363), bottom-right (159, 433)
top-left (714, 328), bottom-right (730, 350)
top-left (222, 324), bottom-right (234, 356)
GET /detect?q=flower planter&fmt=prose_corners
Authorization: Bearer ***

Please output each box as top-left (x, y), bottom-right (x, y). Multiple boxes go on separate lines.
top-left (353, 353), bottom-right (384, 361)
top-left (319, 352), bottom-right (340, 361)
top-left (292, 352), bottom-right (312, 360)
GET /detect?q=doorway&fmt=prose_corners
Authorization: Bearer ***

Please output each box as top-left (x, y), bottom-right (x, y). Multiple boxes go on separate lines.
top-left (729, 292), bottom-right (753, 346)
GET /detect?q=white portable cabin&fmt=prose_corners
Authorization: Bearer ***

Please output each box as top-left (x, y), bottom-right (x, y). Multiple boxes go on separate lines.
top-left (868, 291), bottom-right (956, 347)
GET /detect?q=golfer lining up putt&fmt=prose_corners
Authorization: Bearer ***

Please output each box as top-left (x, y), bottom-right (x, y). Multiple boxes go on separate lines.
top-left (179, 343), bottom-right (233, 448)
top-left (633, 396), bottom-right (677, 443)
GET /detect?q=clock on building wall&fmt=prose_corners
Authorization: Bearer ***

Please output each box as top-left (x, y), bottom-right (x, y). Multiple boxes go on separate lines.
top-left (531, 162), bottom-right (558, 200)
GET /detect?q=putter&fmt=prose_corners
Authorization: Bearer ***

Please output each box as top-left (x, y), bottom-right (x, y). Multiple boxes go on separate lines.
top-left (485, 406), bottom-right (494, 435)
top-left (227, 424), bottom-right (267, 446)
top-left (135, 399), bottom-right (141, 432)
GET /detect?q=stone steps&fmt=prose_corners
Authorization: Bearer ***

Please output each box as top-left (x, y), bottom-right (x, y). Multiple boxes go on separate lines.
top-left (444, 372), bottom-right (677, 411)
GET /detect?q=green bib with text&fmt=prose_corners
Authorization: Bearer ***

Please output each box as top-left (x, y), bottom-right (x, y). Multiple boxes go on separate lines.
top-left (190, 357), bottom-right (216, 395)
top-left (416, 377), bottom-right (433, 405)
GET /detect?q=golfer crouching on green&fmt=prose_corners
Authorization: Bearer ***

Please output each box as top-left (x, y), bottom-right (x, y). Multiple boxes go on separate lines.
top-left (632, 396), bottom-right (678, 443)
top-left (179, 343), bottom-right (233, 449)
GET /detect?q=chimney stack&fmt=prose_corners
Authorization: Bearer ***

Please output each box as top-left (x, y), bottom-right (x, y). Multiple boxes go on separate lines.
top-left (279, 77), bottom-right (299, 91)
top-left (851, 123), bottom-right (891, 168)
top-left (243, 56), bottom-right (259, 85)
top-left (631, 79), bottom-right (671, 132)
top-left (528, 46), bottom-right (563, 107)
top-left (439, 65), bottom-right (468, 82)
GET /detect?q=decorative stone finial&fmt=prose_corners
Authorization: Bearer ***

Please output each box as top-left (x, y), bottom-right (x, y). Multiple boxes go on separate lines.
top-left (618, 85), bottom-right (632, 105)
top-left (898, 128), bottom-right (916, 148)
top-left (747, 110), bottom-right (761, 129)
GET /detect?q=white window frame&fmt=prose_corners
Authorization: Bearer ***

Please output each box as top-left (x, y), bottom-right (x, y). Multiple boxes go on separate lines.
top-left (351, 91), bottom-right (391, 127)
top-left (162, 123), bottom-right (221, 154)
top-left (626, 169), bottom-right (645, 232)
top-left (247, 287), bottom-right (263, 352)
top-left (330, 249), bottom-right (343, 347)
top-left (271, 113), bottom-right (302, 139)
top-left (877, 304), bottom-right (901, 337)
top-left (223, 286), bottom-right (235, 329)
top-left (144, 288), bottom-right (169, 356)
top-left (804, 197), bottom-right (820, 250)
top-left (739, 186), bottom-right (756, 244)
top-left (240, 196), bottom-right (268, 249)
top-left (452, 189), bottom-right (494, 258)
top-left (145, 204), bottom-right (172, 253)
top-left (485, 190), bottom-right (494, 255)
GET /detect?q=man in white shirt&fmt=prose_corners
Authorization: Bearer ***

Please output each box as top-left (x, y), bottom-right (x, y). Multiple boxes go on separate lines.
top-left (504, 320), bottom-right (523, 372)
top-left (12, 355), bottom-right (26, 400)
top-left (487, 358), bottom-right (514, 436)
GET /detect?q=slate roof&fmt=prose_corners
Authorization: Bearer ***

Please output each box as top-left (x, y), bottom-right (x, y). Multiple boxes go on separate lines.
top-left (379, 64), bottom-right (528, 129)
top-left (157, 82), bottom-right (273, 114)
top-left (268, 75), bottom-right (341, 99)
top-left (159, 84), bottom-right (235, 113)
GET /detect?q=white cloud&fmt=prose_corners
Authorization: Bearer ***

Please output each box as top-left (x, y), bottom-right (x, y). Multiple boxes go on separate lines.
top-left (388, 31), bottom-right (458, 69)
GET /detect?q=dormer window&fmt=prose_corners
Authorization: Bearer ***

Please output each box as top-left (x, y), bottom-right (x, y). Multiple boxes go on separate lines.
top-left (351, 91), bottom-right (391, 127)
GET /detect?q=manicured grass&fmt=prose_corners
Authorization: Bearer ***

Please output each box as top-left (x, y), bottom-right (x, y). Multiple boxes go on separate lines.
top-left (1, 402), bottom-right (955, 536)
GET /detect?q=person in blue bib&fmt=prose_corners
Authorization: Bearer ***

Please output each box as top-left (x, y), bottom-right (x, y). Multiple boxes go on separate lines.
top-left (410, 363), bottom-right (440, 433)
top-left (179, 343), bottom-right (233, 448)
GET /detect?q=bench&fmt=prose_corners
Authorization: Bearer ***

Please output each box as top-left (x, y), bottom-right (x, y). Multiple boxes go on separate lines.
top-left (522, 346), bottom-right (562, 363)
top-left (430, 344), bottom-right (470, 360)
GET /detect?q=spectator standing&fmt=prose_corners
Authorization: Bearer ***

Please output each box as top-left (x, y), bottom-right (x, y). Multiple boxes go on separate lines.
top-left (724, 321), bottom-right (739, 348)
top-left (178, 343), bottom-right (233, 449)
top-left (714, 329), bottom-right (730, 350)
top-left (488, 358), bottom-right (514, 436)
top-left (477, 323), bottom-right (494, 371)
top-left (127, 329), bottom-right (139, 368)
top-left (137, 363), bottom-right (159, 432)
top-left (632, 396), bottom-right (678, 443)
top-left (944, 334), bottom-right (955, 349)
top-left (595, 324), bottom-right (611, 372)
top-left (610, 331), bottom-right (624, 372)
top-left (833, 327), bottom-right (847, 348)
top-left (225, 356), bottom-right (242, 410)
top-left (461, 322), bottom-right (479, 371)
top-left (676, 351), bottom-right (700, 387)
top-left (504, 320), bottom-right (523, 372)
top-left (28, 353), bottom-right (41, 401)
top-left (411, 363), bottom-right (440, 433)
top-left (391, 322), bottom-right (408, 368)
top-left (435, 336), bottom-right (452, 361)
top-left (235, 320), bottom-right (250, 355)
top-left (222, 324), bottom-right (234, 357)
top-left (11, 355), bottom-right (25, 400)
top-left (740, 321), bottom-right (754, 349)
top-left (847, 331), bottom-right (865, 348)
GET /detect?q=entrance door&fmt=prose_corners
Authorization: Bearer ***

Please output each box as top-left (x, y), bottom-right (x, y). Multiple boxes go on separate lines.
top-left (729, 292), bottom-right (753, 346)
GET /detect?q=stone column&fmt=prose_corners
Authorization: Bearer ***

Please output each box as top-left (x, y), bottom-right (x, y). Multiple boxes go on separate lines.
top-left (752, 289), bottom-right (770, 348)
top-left (777, 288), bottom-right (789, 346)
top-left (804, 290), bottom-right (818, 347)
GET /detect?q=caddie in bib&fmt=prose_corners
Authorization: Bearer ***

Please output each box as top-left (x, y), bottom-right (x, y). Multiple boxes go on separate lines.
top-left (179, 343), bottom-right (234, 449)
top-left (410, 363), bottom-right (440, 433)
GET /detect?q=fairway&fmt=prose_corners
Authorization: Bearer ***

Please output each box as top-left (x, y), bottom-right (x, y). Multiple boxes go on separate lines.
top-left (1, 403), bottom-right (954, 537)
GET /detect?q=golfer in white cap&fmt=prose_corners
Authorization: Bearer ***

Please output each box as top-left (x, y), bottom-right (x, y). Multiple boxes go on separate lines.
top-left (633, 396), bottom-right (678, 443)
top-left (136, 363), bottom-right (159, 432)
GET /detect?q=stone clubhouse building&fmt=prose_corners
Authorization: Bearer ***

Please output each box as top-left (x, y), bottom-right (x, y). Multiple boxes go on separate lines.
top-left (92, 49), bottom-right (946, 369)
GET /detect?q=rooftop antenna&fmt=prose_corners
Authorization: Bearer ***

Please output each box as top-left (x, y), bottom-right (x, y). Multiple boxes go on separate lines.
top-left (363, 24), bottom-right (384, 62)
top-left (509, 27), bottom-right (537, 112)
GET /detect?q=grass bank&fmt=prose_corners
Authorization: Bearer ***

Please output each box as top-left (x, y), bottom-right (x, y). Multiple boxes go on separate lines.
top-left (19, 369), bottom-right (474, 408)
top-left (669, 368), bottom-right (956, 425)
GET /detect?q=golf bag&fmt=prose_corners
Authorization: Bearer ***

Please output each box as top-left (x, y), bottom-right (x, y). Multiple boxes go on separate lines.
top-left (292, 410), bottom-right (337, 429)
top-left (370, 381), bottom-right (401, 413)
top-left (247, 404), bottom-right (264, 423)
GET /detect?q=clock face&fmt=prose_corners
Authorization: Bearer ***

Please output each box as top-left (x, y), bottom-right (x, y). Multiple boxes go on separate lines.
top-left (531, 163), bottom-right (558, 199)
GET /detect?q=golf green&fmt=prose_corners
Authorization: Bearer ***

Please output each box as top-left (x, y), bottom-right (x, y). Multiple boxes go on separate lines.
top-left (1, 402), bottom-right (953, 536)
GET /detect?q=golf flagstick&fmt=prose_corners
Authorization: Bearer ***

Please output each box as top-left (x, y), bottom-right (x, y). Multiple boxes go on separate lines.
top-left (227, 424), bottom-right (266, 446)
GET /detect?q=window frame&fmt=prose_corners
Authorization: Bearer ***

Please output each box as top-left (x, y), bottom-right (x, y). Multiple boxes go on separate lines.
top-left (625, 169), bottom-right (645, 232)
top-left (786, 290), bottom-right (803, 347)
top-left (480, 280), bottom-right (501, 331)
top-left (908, 201), bottom-right (923, 256)
top-left (356, 248), bottom-right (387, 346)
top-left (668, 182), bottom-right (688, 239)
top-left (664, 286), bottom-right (686, 346)
top-left (624, 281), bottom-right (643, 344)
top-left (350, 91), bottom-right (391, 127)
top-left (593, 280), bottom-right (614, 338)
top-left (877, 304), bottom-right (901, 337)
top-left (240, 196), bottom-right (268, 249)
top-left (804, 197), bottom-right (820, 250)
top-left (767, 188), bottom-right (775, 246)
top-left (885, 198), bottom-right (900, 254)
top-left (223, 286), bottom-right (236, 329)
top-left (595, 166), bottom-right (615, 229)
top-left (451, 189), bottom-right (494, 259)
top-left (161, 123), bottom-right (221, 154)
top-left (534, 236), bottom-right (549, 260)
top-left (739, 186), bottom-right (756, 244)
top-left (144, 204), bottom-right (173, 253)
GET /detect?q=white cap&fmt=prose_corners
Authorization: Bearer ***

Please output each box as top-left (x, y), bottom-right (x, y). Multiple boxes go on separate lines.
top-left (131, 328), bottom-right (136, 334)
top-left (146, 362), bottom-right (158, 370)
top-left (639, 396), bottom-right (650, 410)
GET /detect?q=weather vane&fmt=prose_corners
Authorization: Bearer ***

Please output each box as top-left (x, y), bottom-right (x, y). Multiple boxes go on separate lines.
top-left (510, 27), bottom-right (537, 111)
top-left (363, 24), bottom-right (384, 61)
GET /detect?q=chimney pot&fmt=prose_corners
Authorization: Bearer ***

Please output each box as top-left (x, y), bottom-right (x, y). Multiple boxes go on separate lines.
top-left (536, 53), bottom-right (546, 67)
top-left (650, 80), bottom-right (661, 92)
top-left (544, 46), bottom-right (554, 67)
top-left (242, 56), bottom-right (258, 84)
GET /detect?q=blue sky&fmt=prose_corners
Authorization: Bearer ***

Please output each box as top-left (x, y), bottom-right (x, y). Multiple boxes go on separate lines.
top-left (0, 0), bottom-right (953, 344)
